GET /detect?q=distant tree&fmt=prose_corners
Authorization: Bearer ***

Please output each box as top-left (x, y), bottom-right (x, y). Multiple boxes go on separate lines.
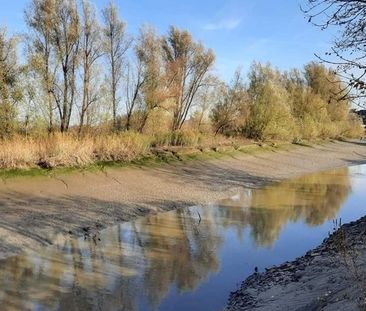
top-left (0, 29), bottom-right (22, 138)
top-left (102, 1), bottom-right (131, 130)
top-left (162, 26), bottom-right (215, 131)
top-left (303, 0), bottom-right (366, 103)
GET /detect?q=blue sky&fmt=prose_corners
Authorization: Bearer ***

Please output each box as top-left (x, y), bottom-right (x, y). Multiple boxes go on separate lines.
top-left (0, 0), bottom-right (335, 81)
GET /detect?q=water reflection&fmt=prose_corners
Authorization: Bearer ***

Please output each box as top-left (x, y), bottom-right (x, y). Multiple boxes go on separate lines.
top-left (0, 166), bottom-right (361, 311)
top-left (219, 168), bottom-right (351, 246)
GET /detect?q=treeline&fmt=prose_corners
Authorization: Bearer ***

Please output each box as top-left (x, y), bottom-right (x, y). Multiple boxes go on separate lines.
top-left (212, 62), bottom-right (363, 141)
top-left (0, 0), bottom-right (363, 144)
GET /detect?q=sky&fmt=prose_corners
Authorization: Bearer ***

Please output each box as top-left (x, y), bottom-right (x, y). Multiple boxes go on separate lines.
top-left (0, 0), bottom-right (336, 81)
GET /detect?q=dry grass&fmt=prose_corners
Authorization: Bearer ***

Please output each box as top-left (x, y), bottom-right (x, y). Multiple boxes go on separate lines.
top-left (93, 132), bottom-right (151, 162)
top-left (150, 129), bottom-right (250, 149)
top-left (0, 132), bottom-right (152, 169)
top-left (0, 126), bottom-right (362, 171)
top-left (0, 131), bottom-right (251, 170)
top-left (0, 137), bottom-right (39, 169)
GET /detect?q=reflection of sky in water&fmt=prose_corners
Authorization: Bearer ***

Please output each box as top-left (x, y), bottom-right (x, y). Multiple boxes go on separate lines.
top-left (1, 165), bottom-right (366, 311)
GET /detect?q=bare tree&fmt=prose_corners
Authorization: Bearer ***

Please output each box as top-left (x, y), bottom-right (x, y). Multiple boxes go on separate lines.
top-left (102, 1), bottom-right (131, 130)
top-left (161, 26), bottom-right (215, 131)
top-left (25, 0), bottom-right (57, 133)
top-left (211, 70), bottom-right (249, 135)
top-left (303, 0), bottom-right (366, 103)
top-left (193, 75), bottom-right (218, 131)
top-left (78, 0), bottom-right (103, 135)
top-left (124, 61), bottom-right (144, 131)
top-left (53, 0), bottom-right (81, 132)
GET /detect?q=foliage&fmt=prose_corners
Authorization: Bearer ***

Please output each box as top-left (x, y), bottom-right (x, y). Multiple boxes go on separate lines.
top-left (245, 63), bottom-right (297, 141)
top-left (244, 62), bottom-right (363, 141)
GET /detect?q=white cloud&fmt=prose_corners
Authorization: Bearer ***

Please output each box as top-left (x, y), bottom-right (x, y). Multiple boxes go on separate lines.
top-left (204, 18), bottom-right (241, 31)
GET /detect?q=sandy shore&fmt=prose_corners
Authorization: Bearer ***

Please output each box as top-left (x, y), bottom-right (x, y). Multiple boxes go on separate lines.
top-left (227, 216), bottom-right (366, 311)
top-left (0, 140), bottom-right (366, 260)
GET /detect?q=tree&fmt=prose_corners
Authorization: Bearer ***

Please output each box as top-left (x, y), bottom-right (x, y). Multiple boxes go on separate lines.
top-left (78, 0), bottom-right (103, 135)
top-left (134, 26), bottom-right (167, 132)
top-left (25, 0), bottom-right (57, 133)
top-left (245, 62), bottom-right (296, 141)
top-left (191, 75), bottom-right (218, 132)
top-left (0, 29), bottom-right (22, 138)
top-left (102, 1), bottom-right (131, 130)
top-left (303, 0), bottom-right (366, 103)
top-left (162, 26), bottom-right (215, 131)
top-left (304, 62), bottom-right (348, 119)
top-left (211, 70), bottom-right (249, 135)
top-left (124, 60), bottom-right (144, 131)
top-left (53, 0), bottom-right (81, 133)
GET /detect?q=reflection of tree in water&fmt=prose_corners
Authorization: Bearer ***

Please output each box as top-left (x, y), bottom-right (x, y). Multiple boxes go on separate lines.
top-left (0, 234), bottom-right (141, 311)
top-left (219, 167), bottom-right (351, 247)
top-left (0, 207), bottom-right (223, 311)
top-left (133, 208), bottom-right (222, 308)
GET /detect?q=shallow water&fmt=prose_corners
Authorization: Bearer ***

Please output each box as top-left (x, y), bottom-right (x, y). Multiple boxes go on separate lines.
top-left (1, 165), bottom-right (366, 311)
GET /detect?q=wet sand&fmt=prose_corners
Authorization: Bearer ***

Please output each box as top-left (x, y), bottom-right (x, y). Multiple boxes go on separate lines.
top-left (0, 140), bottom-right (366, 259)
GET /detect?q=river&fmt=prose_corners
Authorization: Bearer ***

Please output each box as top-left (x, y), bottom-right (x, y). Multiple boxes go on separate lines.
top-left (1, 165), bottom-right (366, 311)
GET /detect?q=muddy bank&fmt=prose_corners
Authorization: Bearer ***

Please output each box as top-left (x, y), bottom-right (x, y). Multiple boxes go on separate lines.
top-left (0, 140), bottom-right (366, 260)
top-left (227, 215), bottom-right (366, 311)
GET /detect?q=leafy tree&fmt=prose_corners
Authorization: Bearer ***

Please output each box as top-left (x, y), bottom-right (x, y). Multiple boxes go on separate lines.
top-left (246, 63), bottom-right (296, 140)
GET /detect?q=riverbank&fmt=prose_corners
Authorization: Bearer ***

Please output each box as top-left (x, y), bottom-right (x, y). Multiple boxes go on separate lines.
top-left (227, 215), bottom-right (366, 311)
top-left (0, 140), bottom-right (365, 260)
